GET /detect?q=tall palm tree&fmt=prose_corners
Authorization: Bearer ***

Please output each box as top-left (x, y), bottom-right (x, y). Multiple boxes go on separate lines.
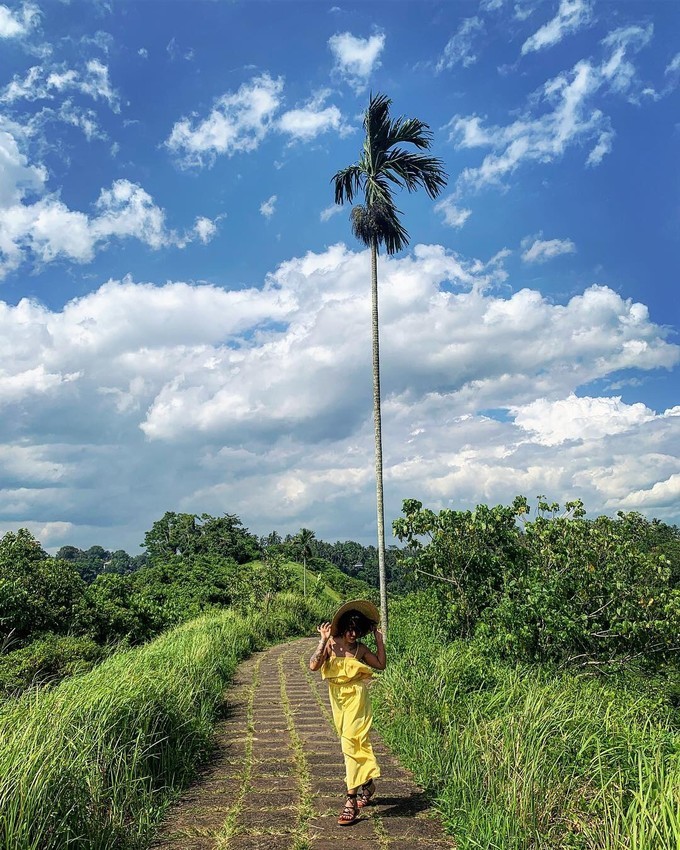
top-left (295, 528), bottom-right (316, 596)
top-left (332, 93), bottom-right (447, 634)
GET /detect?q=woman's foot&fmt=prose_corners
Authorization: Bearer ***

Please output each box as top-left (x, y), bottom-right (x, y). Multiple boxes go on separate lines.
top-left (338, 793), bottom-right (359, 825)
top-left (357, 778), bottom-right (376, 808)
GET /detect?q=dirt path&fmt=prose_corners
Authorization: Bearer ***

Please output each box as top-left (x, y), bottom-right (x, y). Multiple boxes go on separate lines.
top-left (151, 637), bottom-right (455, 850)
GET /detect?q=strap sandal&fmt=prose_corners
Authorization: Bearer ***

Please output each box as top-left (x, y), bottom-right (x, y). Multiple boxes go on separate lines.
top-left (338, 793), bottom-right (359, 825)
top-left (357, 778), bottom-right (376, 808)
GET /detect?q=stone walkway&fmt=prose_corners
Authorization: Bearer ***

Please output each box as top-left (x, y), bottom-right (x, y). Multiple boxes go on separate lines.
top-left (151, 638), bottom-right (455, 850)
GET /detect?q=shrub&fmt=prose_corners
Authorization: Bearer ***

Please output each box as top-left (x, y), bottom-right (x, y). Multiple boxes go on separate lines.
top-left (0, 634), bottom-right (105, 696)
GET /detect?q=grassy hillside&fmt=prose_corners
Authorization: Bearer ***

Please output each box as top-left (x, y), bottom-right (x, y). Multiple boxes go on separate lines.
top-left (0, 593), bottom-right (328, 850)
top-left (245, 558), bottom-right (373, 606)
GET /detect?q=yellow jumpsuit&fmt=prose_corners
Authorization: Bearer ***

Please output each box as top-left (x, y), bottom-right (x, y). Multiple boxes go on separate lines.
top-left (321, 655), bottom-right (380, 790)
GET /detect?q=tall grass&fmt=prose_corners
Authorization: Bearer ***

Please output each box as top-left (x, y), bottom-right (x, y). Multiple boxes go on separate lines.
top-left (0, 592), bottom-right (328, 850)
top-left (372, 594), bottom-right (680, 850)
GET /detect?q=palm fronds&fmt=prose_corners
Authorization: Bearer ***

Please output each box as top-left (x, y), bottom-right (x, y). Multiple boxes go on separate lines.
top-left (332, 92), bottom-right (448, 255)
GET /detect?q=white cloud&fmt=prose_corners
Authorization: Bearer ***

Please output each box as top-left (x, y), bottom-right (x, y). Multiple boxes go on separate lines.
top-left (666, 53), bottom-right (680, 76)
top-left (434, 197), bottom-right (472, 229)
top-left (278, 90), bottom-right (352, 142)
top-left (0, 121), bottom-right (47, 207)
top-left (328, 31), bottom-right (385, 93)
top-left (320, 204), bottom-right (343, 222)
top-left (615, 472), bottom-right (680, 510)
top-left (521, 235), bottom-right (576, 263)
top-left (1, 244), bottom-right (677, 548)
top-left (260, 194), bottom-right (277, 219)
top-left (600, 24), bottom-right (654, 100)
top-left (193, 216), bottom-right (219, 244)
top-left (0, 126), bottom-right (211, 277)
top-left (0, 2), bottom-right (39, 39)
top-left (442, 26), bottom-right (652, 209)
top-left (58, 100), bottom-right (104, 140)
top-left (166, 74), bottom-right (284, 167)
top-left (521, 0), bottom-right (593, 56)
top-left (437, 17), bottom-right (485, 71)
top-left (511, 394), bottom-right (656, 446)
top-left (1, 60), bottom-right (120, 112)
top-left (586, 128), bottom-right (614, 166)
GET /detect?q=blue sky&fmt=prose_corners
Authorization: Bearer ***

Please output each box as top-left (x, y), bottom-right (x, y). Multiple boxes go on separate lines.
top-left (0, 0), bottom-right (678, 552)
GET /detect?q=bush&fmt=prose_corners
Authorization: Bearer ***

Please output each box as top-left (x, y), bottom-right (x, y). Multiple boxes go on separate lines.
top-left (0, 634), bottom-right (105, 696)
top-left (394, 498), bottom-right (680, 666)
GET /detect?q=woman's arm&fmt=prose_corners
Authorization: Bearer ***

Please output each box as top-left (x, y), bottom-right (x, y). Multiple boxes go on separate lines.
top-left (309, 622), bottom-right (332, 671)
top-left (358, 627), bottom-right (386, 670)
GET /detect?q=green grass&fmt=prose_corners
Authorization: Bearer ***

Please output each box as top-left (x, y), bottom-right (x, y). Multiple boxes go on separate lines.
top-left (372, 595), bottom-right (680, 850)
top-left (0, 592), bottom-right (328, 850)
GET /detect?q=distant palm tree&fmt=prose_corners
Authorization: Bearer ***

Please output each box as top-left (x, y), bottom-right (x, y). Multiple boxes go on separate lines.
top-left (332, 93), bottom-right (447, 634)
top-left (295, 528), bottom-right (316, 596)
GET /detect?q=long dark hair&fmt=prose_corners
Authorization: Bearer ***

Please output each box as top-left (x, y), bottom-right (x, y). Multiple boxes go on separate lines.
top-left (336, 610), bottom-right (375, 639)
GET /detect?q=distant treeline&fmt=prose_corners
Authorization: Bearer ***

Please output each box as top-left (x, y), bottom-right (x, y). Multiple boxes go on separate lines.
top-left (50, 515), bottom-right (396, 589)
top-left (0, 510), bottom-right (373, 696)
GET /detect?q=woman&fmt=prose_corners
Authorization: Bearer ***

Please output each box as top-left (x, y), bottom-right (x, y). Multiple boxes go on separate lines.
top-left (309, 599), bottom-right (386, 826)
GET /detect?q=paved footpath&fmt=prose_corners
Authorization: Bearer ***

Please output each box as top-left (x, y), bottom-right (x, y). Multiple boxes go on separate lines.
top-left (151, 637), bottom-right (455, 850)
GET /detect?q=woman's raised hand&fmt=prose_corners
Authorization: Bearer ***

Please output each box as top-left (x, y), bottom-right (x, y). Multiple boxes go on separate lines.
top-left (317, 622), bottom-right (332, 641)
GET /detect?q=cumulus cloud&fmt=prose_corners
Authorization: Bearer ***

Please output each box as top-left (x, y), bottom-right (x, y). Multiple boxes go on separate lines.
top-left (615, 471), bottom-right (680, 509)
top-left (165, 76), bottom-right (350, 166)
top-left (0, 121), bottom-right (47, 207)
top-left (521, 0), bottom-right (593, 56)
top-left (0, 178), bottom-right (198, 277)
top-left (437, 17), bottom-right (485, 71)
top-left (521, 235), bottom-right (576, 263)
top-left (260, 194), bottom-right (277, 219)
top-left (328, 31), bottom-right (385, 92)
top-left (0, 121), bottom-right (212, 276)
top-left (166, 74), bottom-right (284, 167)
top-left (512, 394), bottom-right (656, 446)
top-left (1, 243), bottom-right (678, 547)
top-left (278, 89), bottom-right (352, 142)
top-left (0, 2), bottom-right (39, 39)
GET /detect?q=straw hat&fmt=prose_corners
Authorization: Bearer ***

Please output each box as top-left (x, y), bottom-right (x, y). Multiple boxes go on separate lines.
top-left (330, 599), bottom-right (380, 637)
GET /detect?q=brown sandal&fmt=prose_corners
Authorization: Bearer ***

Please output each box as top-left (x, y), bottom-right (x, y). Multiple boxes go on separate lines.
top-left (338, 793), bottom-right (359, 825)
top-left (357, 778), bottom-right (376, 808)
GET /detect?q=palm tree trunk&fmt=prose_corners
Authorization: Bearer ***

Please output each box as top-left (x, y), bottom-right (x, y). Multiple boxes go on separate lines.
top-left (370, 240), bottom-right (388, 636)
top-left (303, 555), bottom-right (306, 597)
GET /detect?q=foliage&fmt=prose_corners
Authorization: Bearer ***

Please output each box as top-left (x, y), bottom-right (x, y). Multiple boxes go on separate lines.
top-left (394, 497), bottom-right (680, 666)
top-left (0, 513), bottom-right (342, 695)
top-left (305, 556), bottom-right (375, 601)
top-left (311, 538), bottom-right (400, 588)
top-left (0, 530), bottom-right (86, 644)
top-left (332, 92), bottom-right (447, 255)
top-left (0, 634), bottom-right (105, 696)
top-left (372, 594), bottom-right (680, 850)
top-left (143, 511), bottom-right (260, 564)
top-left (56, 545), bottom-right (145, 583)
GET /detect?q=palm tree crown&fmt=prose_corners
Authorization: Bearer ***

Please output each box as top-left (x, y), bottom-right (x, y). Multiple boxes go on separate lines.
top-left (332, 93), bottom-right (448, 254)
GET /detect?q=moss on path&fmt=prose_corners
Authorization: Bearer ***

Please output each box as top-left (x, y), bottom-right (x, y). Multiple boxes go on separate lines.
top-left (150, 638), bottom-right (455, 850)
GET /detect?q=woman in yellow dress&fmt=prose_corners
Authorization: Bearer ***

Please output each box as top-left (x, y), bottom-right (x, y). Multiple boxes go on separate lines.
top-left (309, 599), bottom-right (386, 826)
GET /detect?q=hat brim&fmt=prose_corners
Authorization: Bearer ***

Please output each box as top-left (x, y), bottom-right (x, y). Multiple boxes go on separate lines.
top-left (330, 599), bottom-right (380, 637)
